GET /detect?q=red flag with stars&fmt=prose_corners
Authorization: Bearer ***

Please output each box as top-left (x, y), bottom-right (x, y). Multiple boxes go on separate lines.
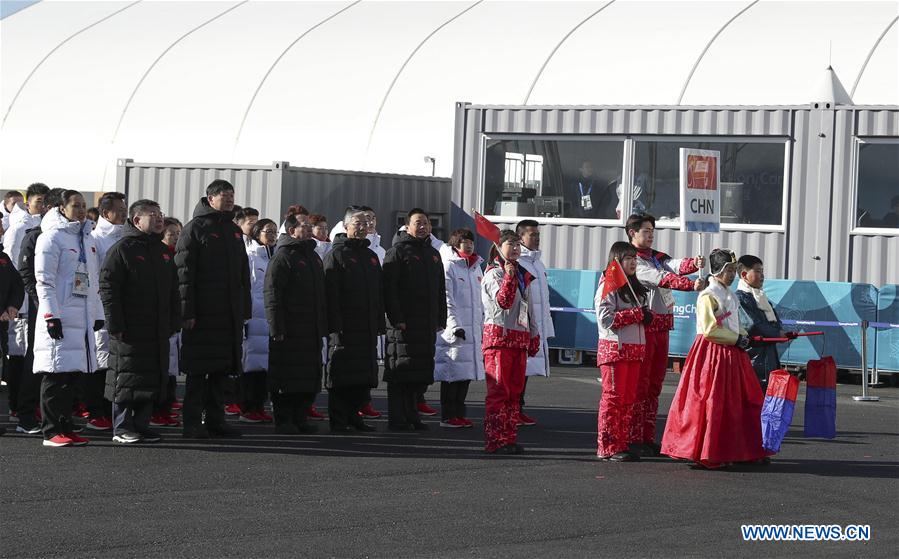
top-left (473, 211), bottom-right (501, 245)
top-left (600, 258), bottom-right (629, 300)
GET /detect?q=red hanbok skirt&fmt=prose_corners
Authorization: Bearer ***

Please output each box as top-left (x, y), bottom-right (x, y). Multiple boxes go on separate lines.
top-left (661, 335), bottom-right (767, 468)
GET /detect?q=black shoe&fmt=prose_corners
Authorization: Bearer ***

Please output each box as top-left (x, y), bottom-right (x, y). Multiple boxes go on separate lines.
top-left (206, 423), bottom-right (242, 438)
top-left (388, 423), bottom-right (414, 432)
top-left (352, 421), bottom-right (376, 433)
top-left (137, 429), bottom-right (163, 443)
top-left (275, 423), bottom-right (300, 435)
top-left (183, 426), bottom-right (211, 439)
top-left (642, 442), bottom-right (661, 457)
top-left (0, 426), bottom-right (6, 436)
top-left (490, 443), bottom-right (522, 455)
top-left (600, 451), bottom-right (640, 462)
top-left (330, 424), bottom-right (354, 434)
top-left (15, 420), bottom-right (41, 435)
top-left (295, 422), bottom-right (318, 434)
top-left (411, 422), bottom-right (430, 431)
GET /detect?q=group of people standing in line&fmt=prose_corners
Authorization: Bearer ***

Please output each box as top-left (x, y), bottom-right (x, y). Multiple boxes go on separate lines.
top-left (0, 180), bottom-right (792, 463)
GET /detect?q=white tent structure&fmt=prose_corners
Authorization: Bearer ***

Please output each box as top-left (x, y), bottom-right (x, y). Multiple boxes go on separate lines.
top-left (1, 0), bottom-right (896, 190)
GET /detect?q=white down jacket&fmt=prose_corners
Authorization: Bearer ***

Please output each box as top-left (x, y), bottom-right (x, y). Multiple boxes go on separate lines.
top-left (3, 204), bottom-right (40, 356)
top-left (33, 210), bottom-right (102, 374)
top-left (91, 216), bottom-right (123, 370)
top-left (518, 246), bottom-right (555, 377)
top-left (242, 240), bottom-right (272, 373)
top-left (434, 249), bottom-right (486, 382)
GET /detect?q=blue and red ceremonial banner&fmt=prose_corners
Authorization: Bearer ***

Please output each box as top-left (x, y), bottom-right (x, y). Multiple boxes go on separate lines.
top-left (760, 370), bottom-right (799, 453)
top-left (804, 356), bottom-right (837, 439)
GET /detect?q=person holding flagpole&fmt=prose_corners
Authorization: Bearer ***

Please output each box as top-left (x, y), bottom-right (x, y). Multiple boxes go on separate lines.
top-left (593, 242), bottom-right (652, 461)
top-left (626, 213), bottom-right (705, 457)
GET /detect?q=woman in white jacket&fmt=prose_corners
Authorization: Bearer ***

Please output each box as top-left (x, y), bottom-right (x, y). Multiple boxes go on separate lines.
top-left (434, 228), bottom-right (485, 428)
top-left (34, 190), bottom-right (102, 447)
top-left (240, 218), bottom-right (278, 423)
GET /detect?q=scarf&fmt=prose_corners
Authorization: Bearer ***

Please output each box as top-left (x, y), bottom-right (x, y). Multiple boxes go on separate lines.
top-left (737, 278), bottom-right (777, 322)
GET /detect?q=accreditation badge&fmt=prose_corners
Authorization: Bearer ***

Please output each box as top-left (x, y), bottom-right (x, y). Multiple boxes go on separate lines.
top-left (517, 299), bottom-right (529, 329)
top-left (581, 195), bottom-right (593, 210)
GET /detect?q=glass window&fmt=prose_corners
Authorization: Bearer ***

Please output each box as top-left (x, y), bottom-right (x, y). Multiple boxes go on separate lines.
top-left (633, 140), bottom-right (786, 226)
top-left (855, 141), bottom-right (899, 229)
top-left (484, 139), bottom-right (624, 219)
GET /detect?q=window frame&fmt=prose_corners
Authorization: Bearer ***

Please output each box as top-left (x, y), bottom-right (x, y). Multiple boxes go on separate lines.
top-left (849, 136), bottom-right (899, 236)
top-left (478, 133), bottom-right (790, 232)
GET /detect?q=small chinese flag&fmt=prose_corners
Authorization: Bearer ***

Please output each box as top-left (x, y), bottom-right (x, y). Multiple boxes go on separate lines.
top-left (473, 211), bottom-right (501, 245)
top-left (600, 258), bottom-right (629, 299)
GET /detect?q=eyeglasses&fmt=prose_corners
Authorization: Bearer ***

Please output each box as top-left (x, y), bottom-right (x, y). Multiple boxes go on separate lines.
top-left (140, 212), bottom-right (165, 219)
top-left (260, 228), bottom-right (278, 235)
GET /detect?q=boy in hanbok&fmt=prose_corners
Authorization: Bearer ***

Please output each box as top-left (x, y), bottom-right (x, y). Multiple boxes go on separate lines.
top-left (661, 249), bottom-right (769, 469)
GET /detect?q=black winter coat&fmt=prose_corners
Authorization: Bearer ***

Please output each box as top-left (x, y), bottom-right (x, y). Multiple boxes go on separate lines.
top-left (18, 227), bottom-right (41, 302)
top-left (175, 199), bottom-right (251, 375)
top-left (323, 234), bottom-right (385, 388)
top-left (0, 246), bottom-right (25, 356)
top-left (737, 290), bottom-right (783, 384)
top-left (264, 236), bottom-right (327, 394)
top-left (100, 223), bottom-right (181, 403)
top-left (382, 232), bottom-right (447, 383)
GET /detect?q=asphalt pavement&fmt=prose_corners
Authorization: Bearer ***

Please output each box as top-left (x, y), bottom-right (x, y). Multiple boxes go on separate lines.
top-left (1, 367), bottom-right (897, 559)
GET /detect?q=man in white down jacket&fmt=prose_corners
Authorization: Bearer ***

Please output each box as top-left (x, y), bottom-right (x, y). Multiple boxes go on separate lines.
top-left (515, 219), bottom-right (555, 427)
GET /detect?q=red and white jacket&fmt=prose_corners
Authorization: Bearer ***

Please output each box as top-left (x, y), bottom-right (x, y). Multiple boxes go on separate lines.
top-left (480, 260), bottom-right (540, 355)
top-left (594, 277), bottom-right (647, 366)
top-left (635, 248), bottom-right (699, 333)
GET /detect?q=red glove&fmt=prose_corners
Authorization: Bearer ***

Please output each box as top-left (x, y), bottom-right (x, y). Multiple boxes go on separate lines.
top-left (527, 335), bottom-right (541, 357)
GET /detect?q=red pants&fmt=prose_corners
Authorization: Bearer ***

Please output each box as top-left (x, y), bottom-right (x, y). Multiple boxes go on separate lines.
top-left (483, 347), bottom-right (526, 452)
top-left (597, 360), bottom-right (641, 457)
top-left (629, 329), bottom-right (669, 444)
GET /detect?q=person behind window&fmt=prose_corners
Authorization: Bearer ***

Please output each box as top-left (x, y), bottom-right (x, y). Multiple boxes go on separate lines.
top-left (882, 195), bottom-right (899, 228)
top-left (568, 160), bottom-right (616, 219)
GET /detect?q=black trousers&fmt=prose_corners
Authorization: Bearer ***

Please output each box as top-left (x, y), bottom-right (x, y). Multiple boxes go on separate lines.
top-left (17, 303), bottom-right (41, 425)
top-left (328, 385), bottom-right (369, 428)
top-left (224, 374), bottom-right (241, 406)
top-left (387, 381), bottom-right (429, 427)
top-left (113, 400), bottom-right (153, 435)
top-left (241, 371), bottom-right (268, 412)
top-left (82, 370), bottom-right (111, 419)
top-left (440, 380), bottom-right (471, 421)
top-left (183, 373), bottom-right (226, 430)
top-left (4, 355), bottom-right (25, 413)
top-left (40, 372), bottom-right (80, 438)
top-left (519, 376), bottom-right (529, 407)
top-left (271, 391), bottom-right (315, 427)
top-left (153, 376), bottom-right (177, 414)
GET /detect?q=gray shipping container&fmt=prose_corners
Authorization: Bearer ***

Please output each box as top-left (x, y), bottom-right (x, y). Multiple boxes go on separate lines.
top-left (451, 103), bottom-right (899, 287)
top-left (117, 160), bottom-right (452, 242)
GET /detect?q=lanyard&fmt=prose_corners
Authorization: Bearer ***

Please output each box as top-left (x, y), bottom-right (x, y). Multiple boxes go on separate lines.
top-left (516, 267), bottom-right (526, 297)
top-left (78, 223), bottom-right (87, 264)
top-left (578, 181), bottom-right (593, 197)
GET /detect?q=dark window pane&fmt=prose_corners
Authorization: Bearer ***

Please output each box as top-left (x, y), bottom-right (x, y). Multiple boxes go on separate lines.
top-left (633, 141), bottom-right (785, 226)
top-left (856, 142), bottom-right (899, 229)
top-left (484, 139), bottom-right (623, 218)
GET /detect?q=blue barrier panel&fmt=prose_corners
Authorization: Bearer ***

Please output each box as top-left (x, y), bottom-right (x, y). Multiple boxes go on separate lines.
top-left (876, 285), bottom-right (899, 373)
top-left (764, 281), bottom-right (877, 370)
top-left (547, 269), bottom-right (601, 351)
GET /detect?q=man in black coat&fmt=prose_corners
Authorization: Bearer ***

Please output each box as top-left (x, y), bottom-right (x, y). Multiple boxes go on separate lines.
top-left (14, 187), bottom-right (64, 435)
top-left (175, 180), bottom-right (251, 438)
top-left (100, 200), bottom-right (180, 443)
top-left (264, 214), bottom-right (327, 434)
top-left (382, 208), bottom-right (447, 431)
top-left (324, 209), bottom-right (384, 433)
top-left (0, 227), bottom-right (25, 437)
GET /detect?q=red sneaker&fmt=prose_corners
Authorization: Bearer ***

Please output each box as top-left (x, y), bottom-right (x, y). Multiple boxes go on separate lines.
top-left (416, 402), bottom-right (438, 416)
top-left (150, 413), bottom-right (181, 427)
top-left (9, 410), bottom-right (17, 419)
top-left (224, 404), bottom-right (242, 416)
top-left (72, 403), bottom-right (89, 418)
top-left (86, 417), bottom-right (112, 430)
top-left (239, 411), bottom-right (263, 423)
top-left (258, 411), bottom-right (273, 423)
top-left (357, 403), bottom-right (380, 419)
top-left (171, 401), bottom-right (183, 410)
top-left (307, 406), bottom-right (327, 421)
top-left (439, 417), bottom-right (466, 428)
top-left (459, 417), bottom-right (474, 428)
top-left (43, 433), bottom-right (88, 447)
top-left (168, 412), bottom-right (180, 420)
top-left (517, 412), bottom-right (537, 426)
top-left (67, 432), bottom-right (90, 445)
